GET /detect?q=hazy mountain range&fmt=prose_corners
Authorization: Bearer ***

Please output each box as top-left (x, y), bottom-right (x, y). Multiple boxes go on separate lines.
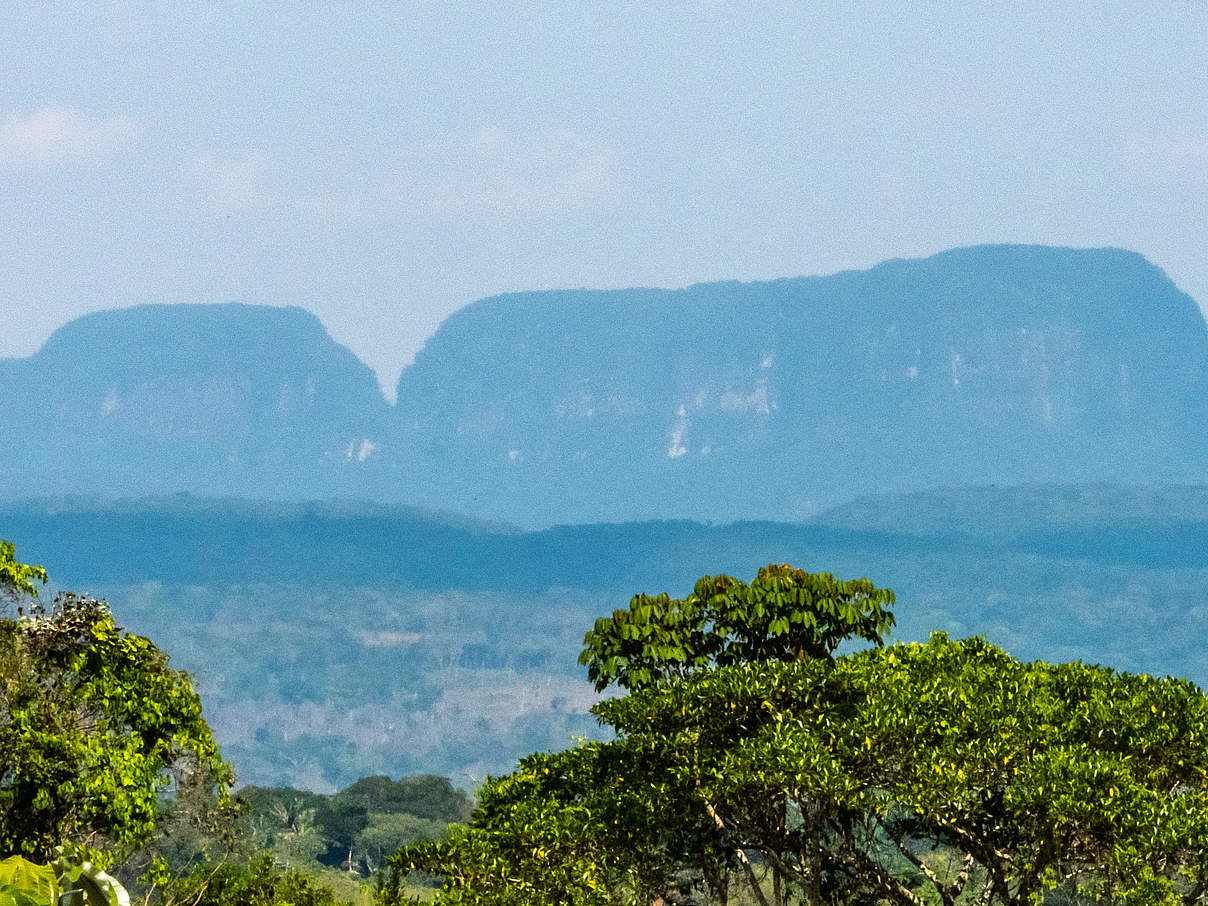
top-left (4, 244), bottom-right (1207, 526)
top-left (6, 239), bottom-right (1208, 785)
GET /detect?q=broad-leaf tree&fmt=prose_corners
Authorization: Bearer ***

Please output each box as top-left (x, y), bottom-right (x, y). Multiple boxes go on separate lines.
top-left (0, 541), bottom-right (46, 602)
top-left (579, 564), bottom-right (895, 692)
top-left (0, 591), bottom-right (232, 861)
top-left (386, 564), bottom-right (1208, 905)
top-left (598, 634), bottom-right (1208, 904)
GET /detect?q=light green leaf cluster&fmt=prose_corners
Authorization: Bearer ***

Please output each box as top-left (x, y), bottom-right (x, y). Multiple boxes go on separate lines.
top-left (0, 847), bottom-right (129, 906)
top-left (0, 593), bottom-right (232, 861)
top-left (0, 542), bottom-right (46, 602)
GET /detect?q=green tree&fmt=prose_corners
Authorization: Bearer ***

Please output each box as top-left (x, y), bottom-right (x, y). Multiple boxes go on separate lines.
top-left (0, 591), bottom-right (232, 861)
top-left (313, 800), bottom-right (369, 870)
top-left (382, 744), bottom-right (698, 906)
top-left (386, 564), bottom-right (896, 906)
top-left (335, 775), bottom-right (473, 824)
top-left (0, 541), bottom-right (46, 602)
top-left (386, 565), bottom-right (1208, 905)
top-left (595, 634), bottom-right (1208, 904)
top-left (579, 563), bottom-right (895, 692)
top-left (146, 854), bottom-right (345, 906)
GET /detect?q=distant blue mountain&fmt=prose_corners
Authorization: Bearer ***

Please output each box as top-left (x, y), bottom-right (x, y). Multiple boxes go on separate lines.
top-left (3, 246), bottom-right (1207, 525)
top-left (388, 245), bottom-right (1208, 523)
top-left (0, 303), bottom-right (391, 500)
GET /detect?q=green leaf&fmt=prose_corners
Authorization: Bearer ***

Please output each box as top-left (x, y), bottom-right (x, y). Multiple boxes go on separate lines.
top-left (0, 857), bottom-right (59, 906)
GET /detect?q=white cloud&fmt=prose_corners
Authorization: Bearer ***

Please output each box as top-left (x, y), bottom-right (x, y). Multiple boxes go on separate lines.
top-left (428, 126), bottom-right (619, 218)
top-left (194, 151), bottom-right (270, 213)
top-left (0, 107), bottom-right (136, 167)
top-left (1123, 130), bottom-right (1208, 163)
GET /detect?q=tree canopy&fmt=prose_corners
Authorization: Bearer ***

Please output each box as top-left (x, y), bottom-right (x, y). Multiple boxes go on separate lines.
top-left (579, 563), bottom-right (896, 692)
top-left (0, 592), bottom-right (231, 861)
top-left (387, 564), bottom-right (1208, 906)
top-left (0, 540), bottom-right (46, 602)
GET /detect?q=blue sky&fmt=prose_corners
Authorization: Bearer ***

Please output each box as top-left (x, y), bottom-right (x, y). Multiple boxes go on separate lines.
top-left (2, 2), bottom-right (1206, 397)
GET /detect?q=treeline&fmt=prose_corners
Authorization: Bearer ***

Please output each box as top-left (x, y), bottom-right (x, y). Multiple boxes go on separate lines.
top-left (236, 775), bottom-right (473, 875)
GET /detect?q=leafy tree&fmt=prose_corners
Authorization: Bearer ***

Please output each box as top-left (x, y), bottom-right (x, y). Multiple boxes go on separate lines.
top-left (355, 813), bottom-right (449, 875)
top-left (0, 592), bottom-right (231, 861)
top-left (335, 775), bottom-right (473, 824)
top-left (386, 564), bottom-right (1208, 905)
top-left (387, 564), bottom-right (895, 905)
top-left (579, 563), bottom-right (895, 692)
top-left (381, 744), bottom-right (698, 906)
top-left (313, 800), bottom-right (369, 870)
top-left (0, 541), bottom-right (46, 602)
top-left (596, 634), bottom-right (1208, 904)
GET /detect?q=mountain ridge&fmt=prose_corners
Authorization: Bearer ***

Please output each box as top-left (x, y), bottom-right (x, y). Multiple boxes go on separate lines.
top-left (4, 244), bottom-right (1207, 526)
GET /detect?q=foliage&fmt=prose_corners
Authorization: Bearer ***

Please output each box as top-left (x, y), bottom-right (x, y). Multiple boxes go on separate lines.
top-left (0, 593), bottom-right (232, 861)
top-left (379, 744), bottom-right (688, 906)
top-left (389, 563), bottom-right (1208, 905)
top-left (336, 777), bottom-right (473, 825)
top-left (594, 634), bottom-right (1208, 904)
top-left (0, 541), bottom-right (46, 602)
top-left (0, 847), bottom-right (129, 906)
top-left (238, 779), bottom-right (467, 878)
top-left (145, 854), bottom-right (346, 906)
top-left (579, 563), bottom-right (895, 692)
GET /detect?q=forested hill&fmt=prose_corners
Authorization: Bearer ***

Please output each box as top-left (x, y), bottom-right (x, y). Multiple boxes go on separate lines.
top-left (4, 245), bottom-right (1208, 527)
top-left (7, 484), bottom-right (1208, 788)
top-left (9, 486), bottom-right (1208, 594)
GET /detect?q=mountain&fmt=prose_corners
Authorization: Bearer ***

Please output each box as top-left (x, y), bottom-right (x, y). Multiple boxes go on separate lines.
top-left (0, 303), bottom-right (391, 500)
top-left (4, 246), bottom-right (1207, 525)
top-left (388, 244), bottom-right (1208, 524)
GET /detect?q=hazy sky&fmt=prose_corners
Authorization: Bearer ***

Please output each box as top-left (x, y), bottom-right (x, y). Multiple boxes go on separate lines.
top-left (3, 2), bottom-right (1206, 397)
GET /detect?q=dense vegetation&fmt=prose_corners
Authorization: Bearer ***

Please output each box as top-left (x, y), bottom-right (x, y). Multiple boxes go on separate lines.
top-left (386, 568), bottom-right (1208, 905)
top-left (0, 541), bottom-right (465, 906)
top-left (8, 532), bottom-right (1208, 903)
top-left (6, 486), bottom-right (1208, 789)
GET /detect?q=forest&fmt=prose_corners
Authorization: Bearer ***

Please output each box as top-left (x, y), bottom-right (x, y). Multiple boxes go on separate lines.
top-left (6, 539), bottom-right (1208, 906)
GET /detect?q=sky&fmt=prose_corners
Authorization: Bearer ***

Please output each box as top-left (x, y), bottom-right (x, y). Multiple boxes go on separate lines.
top-left (2, 2), bottom-right (1206, 399)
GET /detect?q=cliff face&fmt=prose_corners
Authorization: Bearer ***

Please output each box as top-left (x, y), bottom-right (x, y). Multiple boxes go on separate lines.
top-left (4, 246), bottom-right (1207, 525)
top-left (0, 303), bottom-right (391, 499)
top-left (389, 245), bottom-right (1208, 524)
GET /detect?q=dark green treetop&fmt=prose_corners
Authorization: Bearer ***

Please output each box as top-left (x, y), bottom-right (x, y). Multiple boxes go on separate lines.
top-left (579, 563), bottom-right (896, 692)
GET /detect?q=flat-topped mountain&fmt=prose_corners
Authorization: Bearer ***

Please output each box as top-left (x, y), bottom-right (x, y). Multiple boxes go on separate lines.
top-left (4, 246), bottom-right (1207, 525)
top-left (0, 303), bottom-right (390, 499)
top-left (389, 245), bottom-right (1208, 523)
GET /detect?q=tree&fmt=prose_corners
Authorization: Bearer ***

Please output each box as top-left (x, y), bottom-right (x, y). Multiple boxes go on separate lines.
top-left (0, 541), bottom-right (46, 602)
top-left (381, 744), bottom-right (701, 906)
top-left (595, 634), bottom-right (1208, 904)
top-left (386, 564), bottom-right (897, 906)
top-left (579, 563), bottom-right (895, 692)
top-left (335, 775), bottom-right (473, 824)
top-left (145, 854), bottom-right (343, 906)
top-left (385, 565), bottom-right (1208, 905)
top-left (0, 591), bottom-right (232, 861)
